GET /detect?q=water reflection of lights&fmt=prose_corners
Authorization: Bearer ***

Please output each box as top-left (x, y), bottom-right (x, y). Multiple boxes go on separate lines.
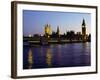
top-left (28, 48), bottom-right (33, 69)
top-left (46, 48), bottom-right (52, 67)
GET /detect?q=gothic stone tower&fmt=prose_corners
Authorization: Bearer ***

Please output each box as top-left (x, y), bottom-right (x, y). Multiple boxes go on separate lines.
top-left (44, 24), bottom-right (51, 39)
top-left (82, 19), bottom-right (86, 41)
top-left (56, 26), bottom-right (60, 37)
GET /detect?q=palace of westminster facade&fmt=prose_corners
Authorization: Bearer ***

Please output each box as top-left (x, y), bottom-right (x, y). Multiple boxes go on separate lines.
top-left (44, 19), bottom-right (89, 41)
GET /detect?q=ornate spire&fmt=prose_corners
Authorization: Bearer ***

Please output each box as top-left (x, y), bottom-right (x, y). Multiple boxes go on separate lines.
top-left (57, 26), bottom-right (60, 35)
top-left (82, 19), bottom-right (86, 27)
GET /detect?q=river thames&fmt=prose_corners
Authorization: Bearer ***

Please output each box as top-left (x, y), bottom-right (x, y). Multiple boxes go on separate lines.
top-left (23, 42), bottom-right (91, 69)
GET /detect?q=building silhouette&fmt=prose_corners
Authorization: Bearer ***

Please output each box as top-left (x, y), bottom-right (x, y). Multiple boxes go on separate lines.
top-left (23, 19), bottom-right (91, 44)
top-left (56, 26), bottom-right (60, 37)
top-left (82, 19), bottom-right (87, 41)
top-left (56, 26), bottom-right (60, 35)
top-left (43, 19), bottom-right (88, 41)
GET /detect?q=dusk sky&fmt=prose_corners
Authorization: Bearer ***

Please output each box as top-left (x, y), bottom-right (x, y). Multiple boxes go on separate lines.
top-left (23, 10), bottom-right (91, 36)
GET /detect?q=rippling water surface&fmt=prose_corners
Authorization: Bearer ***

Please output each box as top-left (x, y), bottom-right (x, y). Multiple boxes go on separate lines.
top-left (23, 42), bottom-right (91, 69)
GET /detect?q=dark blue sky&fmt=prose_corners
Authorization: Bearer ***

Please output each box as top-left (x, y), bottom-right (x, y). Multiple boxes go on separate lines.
top-left (23, 10), bottom-right (91, 36)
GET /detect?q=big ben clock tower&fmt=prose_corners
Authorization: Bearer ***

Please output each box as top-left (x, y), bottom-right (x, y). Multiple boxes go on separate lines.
top-left (82, 19), bottom-right (86, 41)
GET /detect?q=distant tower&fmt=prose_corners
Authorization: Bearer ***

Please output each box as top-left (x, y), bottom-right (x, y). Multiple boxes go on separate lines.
top-left (82, 19), bottom-right (86, 41)
top-left (56, 26), bottom-right (60, 41)
top-left (44, 24), bottom-right (51, 38)
top-left (56, 26), bottom-right (60, 36)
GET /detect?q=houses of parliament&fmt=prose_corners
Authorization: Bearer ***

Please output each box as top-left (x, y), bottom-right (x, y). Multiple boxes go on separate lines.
top-left (44, 19), bottom-right (89, 41)
top-left (24, 19), bottom-right (90, 43)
